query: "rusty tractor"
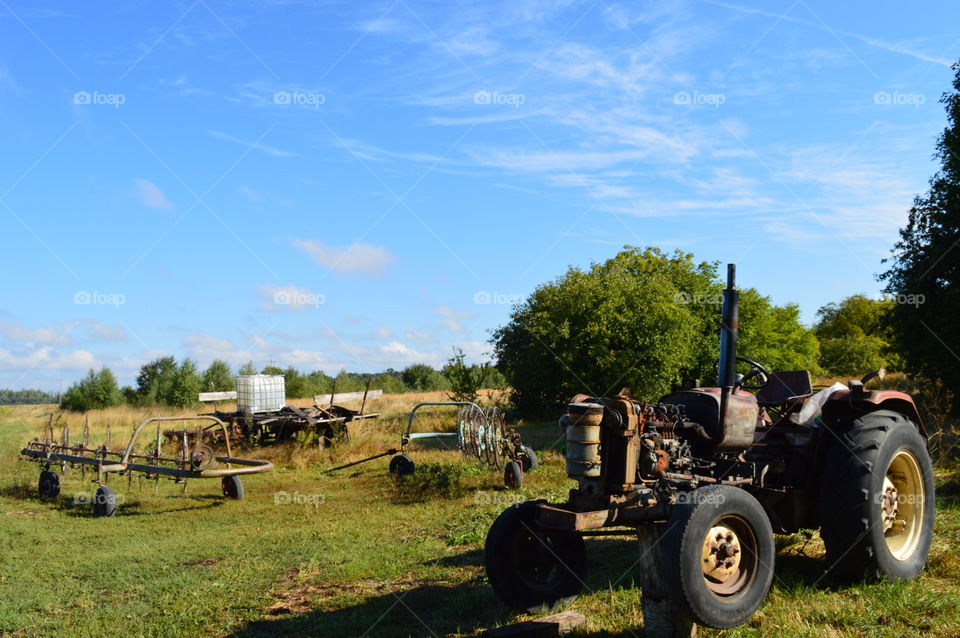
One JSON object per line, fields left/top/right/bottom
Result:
{"left": 484, "top": 264, "right": 935, "bottom": 630}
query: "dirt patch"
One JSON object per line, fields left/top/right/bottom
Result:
{"left": 264, "top": 569, "right": 423, "bottom": 616}
{"left": 5, "top": 509, "right": 42, "bottom": 516}
{"left": 180, "top": 557, "right": 225, "bottom": 566}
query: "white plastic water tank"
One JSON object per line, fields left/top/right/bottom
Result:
{"left": 236, "top": 374, "right": 285, "bottom": 413}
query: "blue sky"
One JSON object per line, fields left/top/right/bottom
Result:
{"left": 1, "top": 1, "right": 958, "bottom": 391}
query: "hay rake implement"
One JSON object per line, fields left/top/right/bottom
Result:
{"left": 324, "top": 402, "right": 537, "bottom": 488}
{"left": 20, "top": 415, "right": 273, "bottom": 517}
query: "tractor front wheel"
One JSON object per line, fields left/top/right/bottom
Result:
{"left": 661, "top": 485, "right": 775, "bottom": 629}
{"left": 484, "top": 501, "right": 585, "bottom": 612}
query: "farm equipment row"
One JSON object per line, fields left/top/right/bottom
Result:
{"left": 190, "top": 384, "right": 381, "bottom": 447}
{"left": 20, "top": 415, "right": 273, "bottom": 517}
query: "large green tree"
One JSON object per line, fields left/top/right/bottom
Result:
{"left": 814, "top": 295, "right": 900, "bottom": 376}
{"left": 881, "top": 61, "right": 960, "bottom": 394}
{"left": 493, "top": 247, "right": 819, "bottom": 416}
{"left": 201, "top": 359, "right": 234, "bottom": 392}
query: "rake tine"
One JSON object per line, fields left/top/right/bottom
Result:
{"left": 82, "top": 417, "right": 89, "bottom": 480}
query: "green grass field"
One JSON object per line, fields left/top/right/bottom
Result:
{"left": 0, "top": 399, "right": 958, "bottom": 637}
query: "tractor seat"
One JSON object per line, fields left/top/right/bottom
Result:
{"left": 754, "top": 370, "right": 813, "bottom": 407}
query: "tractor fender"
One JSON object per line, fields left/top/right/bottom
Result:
{"left": 821, "top": 389, "right": 926, "bottom": 438}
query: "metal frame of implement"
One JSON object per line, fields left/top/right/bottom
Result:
{"left": 21, "top": 415, "right": 273, "bottom": 514}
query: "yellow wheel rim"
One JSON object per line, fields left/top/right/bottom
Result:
{"left": 882, "top": 449, "right": 925, "bottom": 561}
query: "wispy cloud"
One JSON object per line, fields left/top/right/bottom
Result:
{"left": 208, "top": 130, "right": 297, "bottom": 158}
{"left": 290, "top": 239, "right": 397, "bottom": 277}
{"left": 134, "top": 178, "right": 174, "bottom": 211}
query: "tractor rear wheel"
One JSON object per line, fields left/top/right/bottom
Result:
{"left": 661, "top": 485, "right": 775, "bottom": 629}
{"left": 819, "top": 410, "right": 934, "bottom": 582}
{"left": 485, "top": 501, "right": 585, "bottom": 612}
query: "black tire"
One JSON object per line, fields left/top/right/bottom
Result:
{"left": 38, "top": 470, "right": 60, "bottom": 499}
{"left": 221, "top": 476, "right": 244, "bottom": 500}
{"left": 818, "top": 410, "right": 935, "bottom": 582}
{"left": 484, "top": 501, "right": 585, "bottom": 612}
{"left": 389, "top": 454, "right": 415, "bottom": 477}
{"left": 661, "top": 485, "right": 775, "bottom": 629}
{"left": 521, "top": 446, "right": 539, "bottom": 472}
{"left": 93, "top": 485, "right": 117, "bottom": 517}
{"left": 504, "top": 461, "right": 523, "bottom": 489}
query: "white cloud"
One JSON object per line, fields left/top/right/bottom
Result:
{"left": 290, "top": 239, "right": 397, "bottom": 277}
{"left": 82, "top": 319, "right": 126, "bottom": 342}
{"left": 375, "top": 324, "right": 392, "bottom": 339}
{"left": 238, "top": 185, "right": 263, "bottom": 202}
{"left": 0, "top": 347, "right": 97, "bottom": 371}
{"left": 0, "top": 321, "right": 72, "bottom": 346}
{"left": 433, "top": 306, "right": 473, "bottom": 333}
{"left": 404, "top": 329, "right": 435, "bottom": 343}
{"left": 134, "top": 178, "right": 174, "bottom": 211}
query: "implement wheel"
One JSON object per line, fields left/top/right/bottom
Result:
{"left": 221, "top": 475, "right": 244, "bottom": 500}
{"left": 484, "top": 501, "right": 585, "bottom": 612}
{"left": 93, "top": 485, "right": 117, "bottom": 517}
{"left": 38, "top": 470, "right": 60, "bottom": 499}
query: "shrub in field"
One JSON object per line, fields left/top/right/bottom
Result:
{"left": 61, "top": 367, "right": 122, "bottom": 412}
{"left": 443, "top": 347, "right": 486, "bottom": 404}
{"left": 393, "top": 462, "right": 466, "bottom": 499}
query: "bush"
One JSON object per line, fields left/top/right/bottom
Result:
{"left": 61, "top": 368, "right": 122, "bottom": 412}
{"left": 393, "top": 462, "right": 466, "bottom": 499}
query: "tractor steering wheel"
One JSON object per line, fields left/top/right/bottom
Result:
{"left": 713, "top": 356, "right": 770, "bottom": 391}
